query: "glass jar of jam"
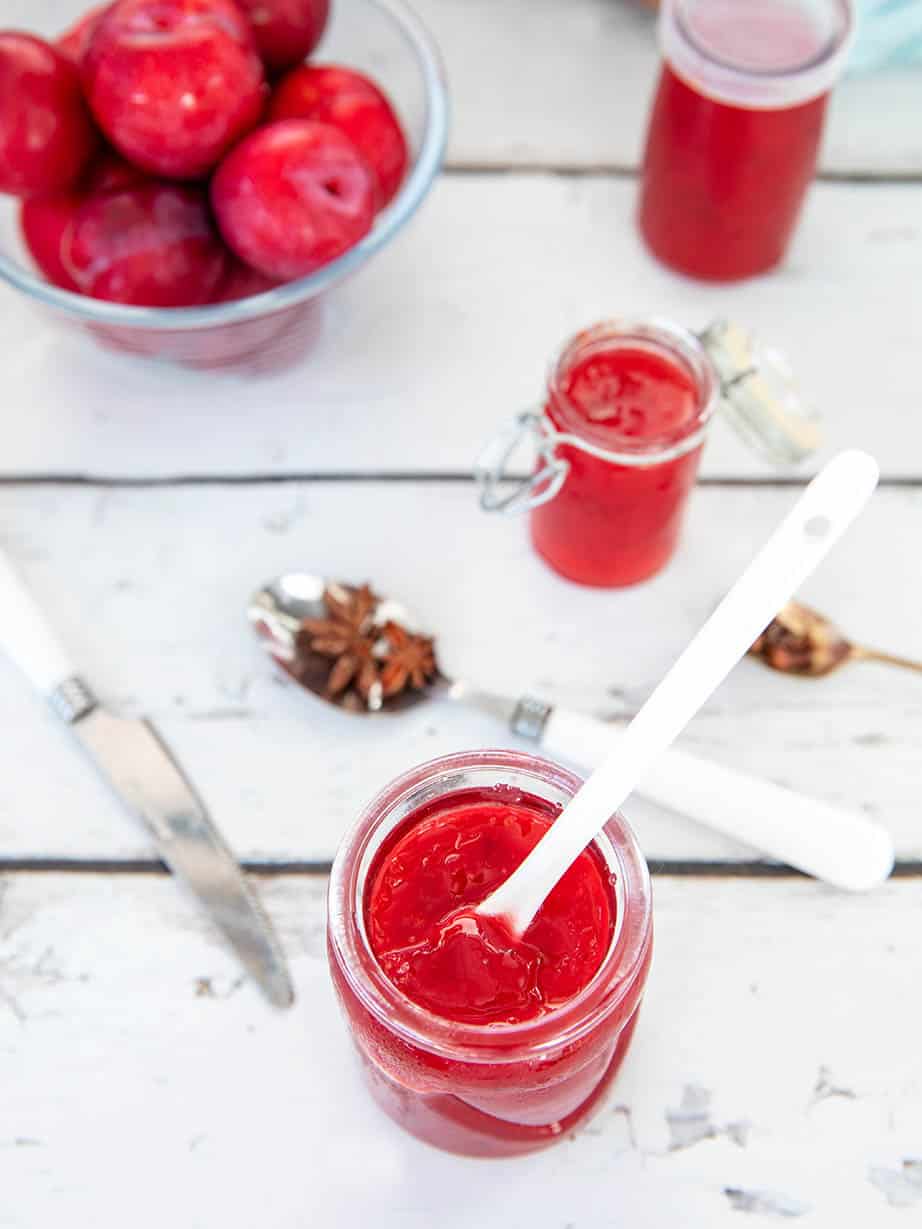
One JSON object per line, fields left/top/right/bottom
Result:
{"left": 327, "top": 749, "right": 653, "bottom": 1158}
{"left": 638, "top": 0, "right": 854, "bottom": 281}
{"left": 476, "top": 317, "right": 818, "bottom": 588}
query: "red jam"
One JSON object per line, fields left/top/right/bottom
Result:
{"left": 365, "top": 791, "right": 615, "bottom": 1026}
{"left": 530, "top": 331, "right": 707, "bottom": 587}
{"left": 639, "top": 66, "right": 827, "bottom": 281}
{"left": 638, "top": 1, "right": 845, "bottom": 281}
{"left": 328, "top": 755, "right": 653, "bottom": 1157}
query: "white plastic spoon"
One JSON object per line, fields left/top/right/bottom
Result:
{"left": 478, "top": 450, "right": 890, "bottom": 936}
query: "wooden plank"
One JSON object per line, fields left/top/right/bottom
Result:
{"left": 455, "top": 5, "right": 922, "bottom": 179}
{"left": 12, "top": 0, "right": 922, "bottom": 177}
{"left": 1, "top": 872, "right": 920, "bottom": 1227}
{"left": 415, "top": 0, "right": 922, "bottom": 177}
{"left": 0, "top": 481, "right": 918, "bottom": 865}
{"left": 1, "top": 174, "right": 921, "bottom": 481}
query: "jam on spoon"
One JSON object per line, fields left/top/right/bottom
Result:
{"left": 750, "top": 601, "right": 922, "bottom": 678}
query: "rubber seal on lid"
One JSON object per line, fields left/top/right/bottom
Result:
{"left": 700, "top": 319, "right": 822, "bottom": 465}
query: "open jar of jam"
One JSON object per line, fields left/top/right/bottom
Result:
{"left": 638, "top": 0, "right": 854, "bottom": 281}
{"left": 476, "top": 317, "right": 819, "bottom": 588}
{"left": 327, "top": 749, "right": 653, "bottom": 1157}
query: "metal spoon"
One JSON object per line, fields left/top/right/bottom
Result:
{"left": 750, "top": 600, "right": 922, "bottom": 678}
{"left": 248, "top": 572, "right": 892, "bottom": 885}
{"left": 250, "top": 573, "right": 541, "bottom": 727}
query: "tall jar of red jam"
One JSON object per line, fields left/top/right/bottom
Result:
{"left": 327, "top": 749, "right": 653, "bottom": 1158}
{"left": 638, "top": 0, "right": 854, "bottom": 281}
{"left": 476, "top": 317, "right": 820, "bottom": 588}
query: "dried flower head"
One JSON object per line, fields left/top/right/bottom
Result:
{"left": 378, "top": 621, "right": 439, "bottom": 697}
{"left": 296, "top": 583, "right": 383, "bottom": 701}
{"left": 293, "top": 584, "right": 439, "bottom": 709}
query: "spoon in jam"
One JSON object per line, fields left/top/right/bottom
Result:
{"left": 476, "top": 451, "right": 891, "bottom": 936}
{"left": 250, "top": 461, "right": 893, "bottom": 893}
{"left": 750, "top": 600, "right": 922, "bottom": 678}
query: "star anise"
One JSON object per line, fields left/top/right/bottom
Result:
{"left": 296, "top": 583, "right": 382, "bottom": 700}
{"left": 299, "top": 583, "right": 377, "bottom": 647}
{"left": 378, "top": 621, "right": 439, "bottom": 697}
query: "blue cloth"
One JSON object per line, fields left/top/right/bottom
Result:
{"left": 851, "top": 0, "right": 922, "bottom": 72}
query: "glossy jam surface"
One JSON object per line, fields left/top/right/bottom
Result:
{"left": 561, "top": 345, "right": 699, "bottom": 442}
{"left": 365, "top": 791, "right": 615, "bottom": 1026}
{"left": 530, "top": 338, "right": 705, "bottom": 588}
{"left": 638, "top": 0, "right": 837, "bottom": 281}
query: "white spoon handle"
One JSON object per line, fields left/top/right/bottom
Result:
{"left": 540, "top": 709, "right": 893, "bottom": 891}
{"left": 481, "top": 450, "right": 881, "bottom": 933}
{"left": 0, "top": 545, "right": 76, "bottom": 696}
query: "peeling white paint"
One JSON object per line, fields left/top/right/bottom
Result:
{"left": 869, "top": 1160, "right": 922, "bottom": 1208}
{"left": 724, "top": 1188, "right": 812, "bottom": 1218}
{"left": 666, "top": 1086, "right": 750, "bottom": 1152}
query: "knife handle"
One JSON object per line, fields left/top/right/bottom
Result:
{"left": 540, "top": 706, "right": 894, "bottom": 891}
{"left": 0, "top": 545, "right": 77, "bottom": 696}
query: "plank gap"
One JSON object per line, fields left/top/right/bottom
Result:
{"left": 0, "top": 474, "right": 920, "bottom": 490}
{"left": 1, "top": 858, "right": 920, "bottom": 879}
{"left": 442, "top": 163, "right": 922, "bottom": 186}
{"left": 0, "top": 858, "right": 331, "bottom": 875}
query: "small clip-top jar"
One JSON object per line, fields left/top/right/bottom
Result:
{"left": 476, "top": 317, "right": 818, "bottom": 589}
{"left": 638, "top": 0, "right": 854, "bottom": 281}
{"left": 327, "top": 750, "right": 653, "bottom": 1157}
{"left": 534, "top": 320, "right": 716, "bottom": 587}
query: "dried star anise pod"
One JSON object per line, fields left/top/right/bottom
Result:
{"left": 749, "top": 601, "right": 851, "bottom": 677}
{"left": 299, "top": 582, "right": 377, "bottom": 648}
{"left": 378, "top": 621, "right": 439, "bottom": 697}
{"left": 296, "top": 583, "right": 383, "bottom": 701}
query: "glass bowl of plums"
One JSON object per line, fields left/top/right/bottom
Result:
{"left": 0, "top": 0, "right": 448, "bottom": 369}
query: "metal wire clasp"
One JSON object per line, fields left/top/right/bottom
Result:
{"left": 475, "top": 401, "right": 712, "bottom": 515}
{"left": 474, "top": 411, "right": 570, "bottom": 515}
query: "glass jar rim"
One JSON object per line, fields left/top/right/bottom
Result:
{"left": 545, "top": 317, "right": 720, "bottom": 462}
{"left": 327, "top": 749, "right": 653, "bottom": 1064}
{"left": 662, "top": 0, "right": 855, "bottom": 109}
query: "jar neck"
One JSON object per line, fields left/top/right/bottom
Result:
{"left": 545, "top": 318, "right": 718, "bottom": 463}
{"left": 328, "top": 750, "right": 653, "bottom": 1064}
{"left": 660, "top": 0, "right": 854, "bottom": 110}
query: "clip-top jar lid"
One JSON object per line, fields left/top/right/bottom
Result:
{"left": 700, "top": 319, "right": 822, "bottom": 466}
{"left": 475, "top": 315, "right": 822, "bottom": 518}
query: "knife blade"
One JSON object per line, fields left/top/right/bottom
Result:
{"left": 0, "top": 546, "right": 294, "bottom": 1007}
{"left": 60, "top": 682, "right": 294, "bottom": 1009}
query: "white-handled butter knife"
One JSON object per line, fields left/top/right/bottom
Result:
{"left": 0, "top": 546, "right": 294, "bottom": 1009}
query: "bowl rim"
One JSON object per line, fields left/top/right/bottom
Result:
{"left": 0, "top": 0, "right": 450, "bottom": 331}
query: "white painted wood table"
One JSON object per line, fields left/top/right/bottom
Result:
{"left": 2, "top": 3, "right": 921, "bottom": 1226}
